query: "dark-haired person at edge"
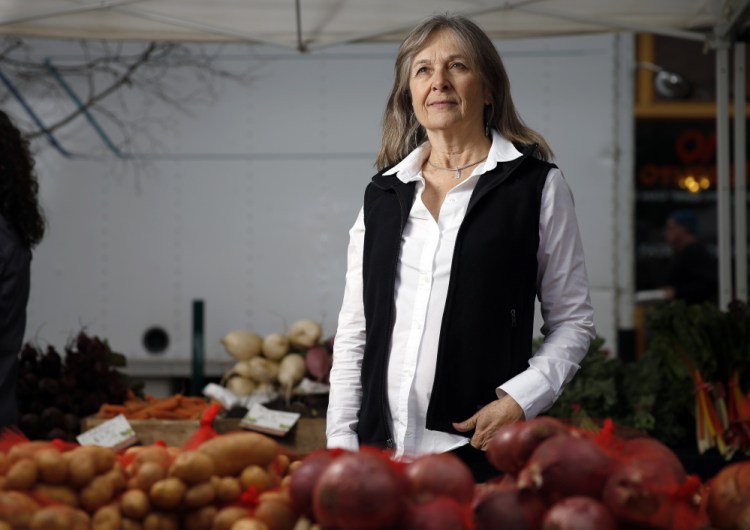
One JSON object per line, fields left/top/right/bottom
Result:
{"left": 325, "top": 14, "right": 595, "bottom": 482}
{"left": 0, "top": 111, "right": 46, "bottom": 429}
{"left": 661, "top": 209, "right": 718, "bottom": 305}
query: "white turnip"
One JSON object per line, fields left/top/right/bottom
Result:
{"left": 262, "top": 333, "right": 290, "bottom": 361}
{"left": 278, "top": 353, "right": 306, "bottom": 402}
{"left": 220, "top": 331, "right": 263, "bottom": 361}
{"left": 288, "top": 320, "right": 322, "bottom": 349}
{"left": 226, "top": 376, "right": 256, "bottom": 396}
{"left": 246, "top": 357, "right": 280, "bottom": 384}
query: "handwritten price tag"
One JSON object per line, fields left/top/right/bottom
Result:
{"left": 77, "top": 414, "right": 138, "bottom": 450}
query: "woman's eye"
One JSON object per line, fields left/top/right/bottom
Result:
{"left": 450, "top": 62, "right": 466, "bottom": 70}
{"left": 415, "top": 66, "right": 429, "bottom": 75}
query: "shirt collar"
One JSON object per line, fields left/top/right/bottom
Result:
{"left": 383, "top": 130, "right": 524, "bottom": 183}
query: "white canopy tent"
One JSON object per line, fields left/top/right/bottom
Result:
{"left": 1, "top": 0, "right": 748, "bottom": 309}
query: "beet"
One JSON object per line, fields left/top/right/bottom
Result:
{"left": 313, "top": 451, "right": 406, "bottom": 530}
{"left": 517, "top": 434, "right": 613, "bottom": 503}
{"left": 401, "top": 497, "right": 472, "bottom": 530}
{"left": 473, "top": 488, "right": 547, "bottom": 530}
{"left": 404, "top": 452, "right": 475, "bottom": 505}
{"left": 487, "top": 417, "right": 569, "bottom": 475}
{"left": 289, "top": 449, "right": 336, "bottom": 517}
{"left": 542, "top": 496, "right": 617, "bottom": 530}
{"left": 706, "top": 461, "right": 750, "bottom": 530}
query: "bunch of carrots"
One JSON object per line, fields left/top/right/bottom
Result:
{"left": 95, "top": 391, "right": 210, "bottom": 420}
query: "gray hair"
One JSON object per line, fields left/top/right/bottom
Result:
{"left": 375, "top": 14, "right": 552, "bottom": 170}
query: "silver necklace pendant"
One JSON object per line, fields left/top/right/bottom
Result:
{"left": 454, "top": 170, "right": 461, "bottom": 179}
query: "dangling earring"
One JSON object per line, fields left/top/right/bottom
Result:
{"left": 484, "top": 104, "right": 493, "bottom": 137}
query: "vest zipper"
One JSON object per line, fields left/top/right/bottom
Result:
{"left": 510, "top": 308, "right": 517, "bottom": 327}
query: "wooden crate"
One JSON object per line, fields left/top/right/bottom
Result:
{"left": 81, "top": 417, "right": 327, "bottom": 456}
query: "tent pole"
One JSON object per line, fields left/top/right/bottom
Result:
{"left": 734, "top": 41, "right": 747, "bottom": 303}
{"left": 717, "top": 41, "right": 733, "bottom": 309}
{"left": 0, "top": 0, "right": 146, "bottom": 27}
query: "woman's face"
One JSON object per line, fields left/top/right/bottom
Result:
{"left": 408, "top": 29, "right": 488, "bottom": 138}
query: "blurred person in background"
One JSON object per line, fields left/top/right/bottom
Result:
{"left": 661, "top": 209, "right": 718, "bottom": 305}
{"left": 326, "top": 14, "right": 595, "bottom": 481}
{"left": 0, "top": 110, "right": 45, "bottom": 429}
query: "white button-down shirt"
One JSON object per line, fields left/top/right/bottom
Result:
{"left": 327, "top": 131, "right": 595, "bottom": 460}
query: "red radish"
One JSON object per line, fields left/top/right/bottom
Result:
{"left": 305, "top": 345, "right": 333, "bottom": 382}
{"left": 706, "top": 461, "right": 750, "bottom": 530}
{"left": 289, "top": 449, "right": 336, "bottom": 517}
{"left": 620, "top": 437, "right": 687, "bottom": 479}
{"left": 313, "top": 450, "right": 406, "bottom": 530}
{"left": 517, "top": 434, "right": 613, "bottom": 504}
{"left": 602, "top": 457, "right": 696, "bottom": 530}
{"left": 487, "top": 417, "right": 569, "bottom": 475}
{"left": 401, "top": 497, "right": 473, "bottom": 530}
{"left": 404, "top": 453, "right": 475, "bottom": 505}
{"left": 473, "top": 488, "right": 547, "bottom": 530}
{"left": 542, "top": 496, "right": 617, "bottom": 530}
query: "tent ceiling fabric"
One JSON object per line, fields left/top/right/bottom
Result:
{"left": 0, "top": 0, "right": 722, "bottom": 50}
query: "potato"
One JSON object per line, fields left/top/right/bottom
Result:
{"left": 168, "top": 451, "right": 215, "bottom": 484}
{"left": 7, "top": 441, "right": 55, "bottom": 464}
{"left": 0, "top": 452, "right": 9, "bottom": 475}
{"left": 232, "top": 519, "right": 270, "bottom": 530}
{"left": 4, "top": 458, "right": 38, "bottom": 490}
{"left": 213, "top": 507, "right": 251, "bottom": 530}
{"left": 136, "top": 461, "right": 167, "bottom": 491}
{"left": 76, "top": 445, "right": 116, "bottom": 474}
{"left": 34, "top": 448, "right": 67, "bottom": 484}
{"left": 214, "top": 476, "right": 242, "bottom": 503}
{"left": 254, "top": 499, "right": 298, "bottom": 530}
{"left": 121, "top": 489, "right": 151, "bottom": 520}
{"left": 131, "top": 446, "right": 171, "bottom": 473}
{"left": 181, "top": 506, "right": 217, "bottom": 530}
{"left": 143, "top": 512, "right": 179, "bottom": 530}
{"left": 122, "top": 518, "right": 144, "bottom": 530}
{"left": 240, "top": 465, "right": 275, "bottom": 492}
{"left": 92, "top": 503, "right": 122, "bottom": 530}
{"left": 198, "top": 432, "right": 278, "bottom": 476}
{"left": 29, "top": 505, "right": 89, "bottom": 530}
{"left": 0, "top": 490, "right": 40, "bottom": 528}
{"left": 149, "top": 477, "right": 187, "bottom": 510}
{"left": 183, "top": 481, "right": 215, "bottom": 509}
{"left": 106, "top": 462, "right": 128, "bottom": 494}
{"left": 67, "top": 450, "right": 97, "bottom": 488}
{"left": 33, "top": 483, "right": 79, "bottom": 507}
{"left": 258, "top": 490, "right": 290, "bottom": 504}
{"left": 0, "top": 520, "right": 10, "bottom": 530}
{"left": 80, "top": 474, "right": 116, "bottom": 511}
{"left": 269, "top": 453, "right": 290, "bottom": 478}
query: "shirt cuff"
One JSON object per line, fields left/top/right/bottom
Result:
{"left": 497, "top": 367, "right": 557, "bottom": 420}
{"left": 326, "top": 433, "right": 360, "bottom": 452}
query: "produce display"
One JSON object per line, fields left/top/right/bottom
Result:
{"left": 220, "top": 320, "right": 333, "bottom": 401}
{"left": 16, "top": 332, "right": 131, "bottom": 442}
{"left": 0, "top": 416, "right": 748, "bottom": 529}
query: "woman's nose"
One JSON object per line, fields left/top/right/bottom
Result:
{"left": 431, "top": 68, "right": 450, "bottom": 90}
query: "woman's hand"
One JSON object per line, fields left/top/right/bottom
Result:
{"left": 452, "top": 395, "right": 525, "bottom": 450}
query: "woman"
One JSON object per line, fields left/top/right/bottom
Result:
{"left": 326, "top": 14, "right": 595, "bottom": 481}
{"left": 0, "top": 110, "right": 46, "bottom": 429}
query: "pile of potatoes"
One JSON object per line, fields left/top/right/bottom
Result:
{"left": 0, "top": 431, "right": 320, "bottom": 530}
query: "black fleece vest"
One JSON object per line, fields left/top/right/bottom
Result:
{"left": 358, "top": 144, "right": 554, "bottom": 448}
